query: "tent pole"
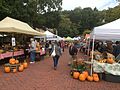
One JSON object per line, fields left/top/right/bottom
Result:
{"left": 90, "top": 35, "right": 95, "bottom": 76}
{"left": 87, "top": 39, "right": 90, "bottom": 57}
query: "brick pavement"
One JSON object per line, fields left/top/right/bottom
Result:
{"left": 0, "top": 48, "right": 119, "bottom": 90}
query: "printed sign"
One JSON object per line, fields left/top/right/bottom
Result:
{"left": 12, "top": 37, "right": 16, "bottom": 46}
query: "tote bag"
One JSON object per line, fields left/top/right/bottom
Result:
{"left": 51, "top": 46, "right": 56, "bottom": 57}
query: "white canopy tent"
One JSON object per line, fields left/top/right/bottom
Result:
{"left": 73, "top": 37, "right": 81, "bottom": 40}
{"left": 90, "top": 18, "right": 120, "bottom": 40}
{"left": 90, "top": 18, "right": 120, "bottom": 75}
{"left": 45, "top": 31, "right": 63, "bottom": 41}
{"left": 35, "top": 30, "right": 63, "bottom": 41}
{"left": 0, "top": 17, "right": 44, "bottom": 36}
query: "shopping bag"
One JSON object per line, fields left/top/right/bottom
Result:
{"left": 51, "top": 46, "right": 56, "bottom": 57}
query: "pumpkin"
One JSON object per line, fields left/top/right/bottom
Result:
{"left": 9, "top": 58, "right": 16, "bottom": 64}
{"left": 4, "top": 66, "right": 10, "bottom": 73}
{"left": 92, "top": 73, "right": 98, "bottom": 77}
{"left": 82, "top": 71, "right": 88, "bottom": 78}
{"left": 13, "top": 69, "right": 17, "bottom": 73}
{"left": 107, "top": 58, "right": 114, "bottom": 64}
{"left": 11, "top": 61, "right": 16, "bottom": 65}
{"left": 94, "top": 77, "right": 99, "bottom": 82}
{"left": 73, "top": 72, "right": 80, "bottom": 79}
{"left": 15, "top": 60, "right": 19, "bottom": 64}
{"left": 18, "top": 65, "right": 24, "bottom": 72}
{"left": 23, "top": 60, "right": 28, "bottom": 69}
{"left": 79, "top": 74, "right": 86, "bottom": 81}
{"left": 87, "top": 76, "right": 93, "bottom": 81}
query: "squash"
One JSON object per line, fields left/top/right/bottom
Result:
{"left": 23, "top": 60, "right": 28, "bottom": 69}
{"left": 15, "top": 60, "right": 19, "bottom": 64}
{"left": 94, "top": 77, "right": 99, "bottom": 82}
{"left": 18, "top": 65, "right": 24, "bottom": 72}
{"left": 92, "top": 73, "right": 98, "bottom": 77}
{"left": 79, "top": 74, "right": 86, "bottom": 81}
{"left": 93, "top": 73, "right": 99, "bottom": 82}
{"left": 82, "top": 71, "right": 88, "bottom": 78}
{"left": 4, "top": 66, "right": 10, "bottom": 73}
{"left": 87, "top": 76, "right": 93, "bottom": 81}
{"left": 9, "top": 58, "right": 16, "bottom": 64}
{"left": 73, "top": 72, "right": 80, "bottom": 79}
{"left": 107, "top": 58, "right": 114, "bottom": 64}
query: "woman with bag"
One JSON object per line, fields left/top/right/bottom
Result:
{"left": 51, "top": 41, "right": 62, "bottom": 70}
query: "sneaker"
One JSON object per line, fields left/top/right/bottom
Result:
{"left": 30, "top": 62, "right": 35, "bottom": 64}
{"left": 30, "top": 62, "right": 33, "bottom": 64}
{"left": 54, "top": 67, "right": 57, "bottom": 70}
{"left": 32, "top": 61, "right": 35, "bottom": 63}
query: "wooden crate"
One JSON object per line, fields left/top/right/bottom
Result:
{"left": 4, "top": 63, "right": 20, "bottom": 72}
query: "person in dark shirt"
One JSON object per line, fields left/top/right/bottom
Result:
{"left": 113, "top": 41, "right": 120, "bottom": 57}
{"left": 68, "top": 42, "right": 78, "bottom": 65}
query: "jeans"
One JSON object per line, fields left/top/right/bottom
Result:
{"left": 30, "top": 50, "right": 36, "bottom": 62}
{"left": 53, "top": 55, "right": 60, "bottom": 67}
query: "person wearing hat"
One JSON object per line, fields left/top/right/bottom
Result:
{"left": 30, "top": 38, "right": 36, "bottom": 63}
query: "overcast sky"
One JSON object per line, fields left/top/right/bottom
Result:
{"left": 62, "top": 0, "right": 119, "bottom": 10}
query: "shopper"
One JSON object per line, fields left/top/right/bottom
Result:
{"left": 29, "top": 38, "right": 36, "bottom": 63}
{"left": 51, "top": 41, "right": 62, "bottom": 70}
{"left": 113, "top": 41, "right": 120, "bottom": 57}
{"left": 68, "top": 42, "right": 78, "bottom": 65}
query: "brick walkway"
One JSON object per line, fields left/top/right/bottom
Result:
{"left": 0, "top": 49, "right": 119, "bottom": 90}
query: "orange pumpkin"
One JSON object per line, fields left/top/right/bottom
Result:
{"left": 87, "top": 76, "right": 93, "bottom": 81}
{"left": 73, "top": 72, "right": 80, "bottom": 79}
{"left": 107, "top": 58, "right": 114, "bottom": 64}
{"left": 79, "top": 74, "right": 86, "bottom": 81}
{"left": 15, "top": 60, "right": 19, "bottom": 64}
{"left": 13, "top": 69, "right": 17, "bottom": 73}
{"left": 4, "top": 66, "right": 10, "bottom": 73}
{"left": 23, "top": 60, "right": 28, "bottom": 69}
{"left": 11, "top": 61, "right": 16, "bottom": 65}
{"left": 92, "top": 73, "right": 98, "bottom": 77}
{"left": 82, "top": 71, "right": 88, "bottom": 78}
{"left": 18, "top": 65, "right": 24, "bottom": 72}
{"left": 9, "top": 58, "right": 16, "bottom": 64}
{"left": 94, "top": 77, "right": 99, "bottom": 82}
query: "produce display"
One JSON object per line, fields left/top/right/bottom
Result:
{"left": 72, "top": 71, "right": 100, "bottom": 82}
{"left": 4, "top": 58, "right": 28, "bottom": 73}
{"left": 70, "top": 58, "right": 100, "bottom": 82}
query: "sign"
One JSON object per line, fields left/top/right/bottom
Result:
{"left": 12, "top": 37, "right": 16, "bottom": 46}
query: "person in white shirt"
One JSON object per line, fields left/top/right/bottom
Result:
{"left": 30, "top": 38, "right": 36, "bottom": 63}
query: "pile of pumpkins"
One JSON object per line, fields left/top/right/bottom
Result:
{"left": 4, "top": 58, "right": 28, "bottom": 73}
{"left": 98, "top": 57, "right": 115, "bottom": 64}
{"left": 72, "top": 71, "right": 99, "bottom": 82}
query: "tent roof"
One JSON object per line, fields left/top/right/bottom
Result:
{"left": 0, "top": 17, "right": 44, "bottom": 35}
{"left": 90, "top": 18, "right": 120, "bottom": 40}
{"left": 65, "top": 36, "right": 73, "bottom": 41}
{"left": 40, "top": 30, "right": 63, "bottom": 41}
{"left": 44, "top": 30, "right": 54, "bottom": 36}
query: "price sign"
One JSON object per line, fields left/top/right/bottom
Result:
{"left": 12, "top": 37, "right": 16, "bottom": 46}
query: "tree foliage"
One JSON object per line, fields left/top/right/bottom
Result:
{"left": 1, "top": 0, "right": 120, "bottom": 37}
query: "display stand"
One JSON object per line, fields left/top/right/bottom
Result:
{"left": 4, "top": 63, "right": 20, "bottom": 72}
{"left": 102, "top": 73, "right": 120, "bottom": 83}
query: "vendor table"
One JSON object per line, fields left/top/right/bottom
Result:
{"left": 36, "top": 49, "right": 46, "bottom": 61}
{"left": 0, "top": 49, "right": 24, "bottom": 60}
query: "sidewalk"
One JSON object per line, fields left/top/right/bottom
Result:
{"left": 0, "top": 48, "right": 119, "bottom": 90}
